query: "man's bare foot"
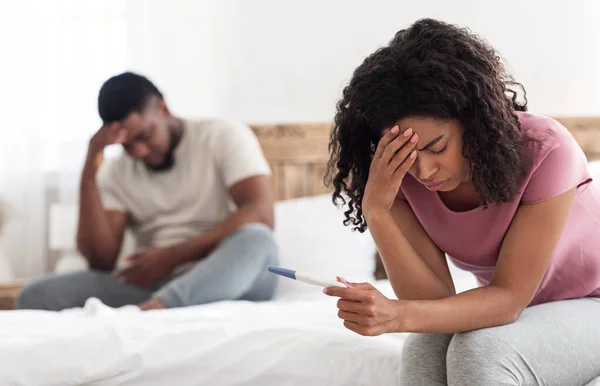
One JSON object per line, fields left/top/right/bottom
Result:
{"left": 139, "top": 298, "right": 167, "bottom": 311}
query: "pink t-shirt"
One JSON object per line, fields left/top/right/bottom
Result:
{"left": 398, "top": 111, "right": 600, "bottom": 306}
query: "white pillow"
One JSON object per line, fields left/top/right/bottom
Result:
{"left": 273, "top": 194, "right": 376, "bottom": 300}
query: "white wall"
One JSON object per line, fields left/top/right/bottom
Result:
{"left": 2, "top": 0, "right": 599, "bottom": 277}
{"left": 124, "top": 0, "right": 600, "bottom": 123}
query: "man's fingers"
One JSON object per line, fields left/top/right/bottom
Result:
{"left": 101, "top": 122, "right": 127, "bottom": 145}
{"left": 374, "top": 125, "right": 400, "bottom": 158}
{"left": 105, "top": 121, "right": 120, "bottom": 132}
{"left": 116, "top": 266, "right": 132, "bottom": 276}
{"left": 108, "top": 125, "right": 127, "bottom": 145}
{"left": 124, "top": 253, "right": 141, "bottom": 262}
{"left": 121, "top": 272, "right": 146, "bottom": 287}
{"left": 113, "top": 265, "right": 140, "bottom": 285}
{"left": 115, "top": 129, "right": 127, "bottom": 144}
{"left": 113, "top": 269, "right": 129, "bottom": 284}
{"left": 101, "top": 121, "right": 119, "bottom": 135}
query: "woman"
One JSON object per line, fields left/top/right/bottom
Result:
{"left": 324, "top": 18, "right": 600, "bottom": 385}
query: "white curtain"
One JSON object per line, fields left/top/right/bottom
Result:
{"left": 0, "top": 0, "right": 223, "bottom": 279}
{"left": 0, "top": 0, "right": 128, "bottom": 278}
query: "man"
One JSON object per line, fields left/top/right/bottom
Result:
{"left": 17, "top": 72, "right": 278, "bottom": 311}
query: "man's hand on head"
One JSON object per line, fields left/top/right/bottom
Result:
{"left": 86, "top": 122, "right": 128, "bottom": 173}
{"left": 112, "top": 248, "right": 176, "bottom": 289}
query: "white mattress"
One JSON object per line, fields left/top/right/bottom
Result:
{"left": 0, "top": 282, "right": 408, "bottom": 386}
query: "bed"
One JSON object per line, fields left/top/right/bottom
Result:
{"left": 2, "top": 116, "right": 600, "bottom": 386}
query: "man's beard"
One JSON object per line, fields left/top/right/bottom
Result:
{"left": 145, "top": 130, "right": 178, "bottom": 172}
{"left": 146, "top": 148, "right": 175, "bottom": 172}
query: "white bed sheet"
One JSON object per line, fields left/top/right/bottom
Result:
{"left": 108, "top": 297, "right": 407, "bottom": 386}
{"left": 0, "top": 282, "right": 408, "bottom": 386}
{"left": 0, "top": 307, "right": 141, "bottom": 386}
{"left": 3, "top": 272, "right": 599, "bottom": 385}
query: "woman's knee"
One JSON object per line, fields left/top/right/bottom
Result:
{"left": 447, "top": 328, "right": 518, "bottom": 386}
{"left": 400, "top": 333, "right": 452, "bottom": 386}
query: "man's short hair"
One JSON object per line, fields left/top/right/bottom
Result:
{"left": 98, "top": 72, "right": 163, "bottom": 123}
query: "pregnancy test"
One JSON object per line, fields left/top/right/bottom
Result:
{"left": 267, "top": 265, "right": 346, "bottom": 288}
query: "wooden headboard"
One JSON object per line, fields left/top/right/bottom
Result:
{"left": 250, "top": 123, "right": 332, "bottom": 201}
{"left": 553, "top": 117, "right": 600, "bottom": 159}
{"left": 250, "top": 116, "right": 600, "bottom": 201}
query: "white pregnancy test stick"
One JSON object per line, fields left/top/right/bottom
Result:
{"left": 267, "top": 265, "right": 346, "bottom": 288}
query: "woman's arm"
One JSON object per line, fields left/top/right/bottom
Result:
{"left": 326, "top": 187, "right": 576, "bottom": 335}
{"left": 367, "top": 199, "right": 455, "bottom": 300}
{"left": 360, "top": 126, "right": 455, "bottom": 301}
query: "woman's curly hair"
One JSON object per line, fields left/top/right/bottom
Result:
{"left": 325, "top": 18, "right": 528, "bottom": 232}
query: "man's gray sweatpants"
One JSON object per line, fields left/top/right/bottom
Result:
{"left": 399, "top": 297, "right": 600, "bottom": 386}
{"left": 16, "top": 223, "right": 278, "bottom": 310}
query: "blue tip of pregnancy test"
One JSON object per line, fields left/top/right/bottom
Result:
{"left": 267, "top": 265, "right": 297, "bottom": 280}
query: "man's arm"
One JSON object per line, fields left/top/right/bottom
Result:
{"left": 163, "top": 175, "right": 274, "bottom": 267}
{"left": 77, "top": 167, "right": 127, "bottom": 271}
{"left": 76, "top": 123, "right": 128, "bottom": 271}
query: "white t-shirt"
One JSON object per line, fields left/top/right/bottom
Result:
{"left": 96, "top": 119, "right": 271, "bottom": 254}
